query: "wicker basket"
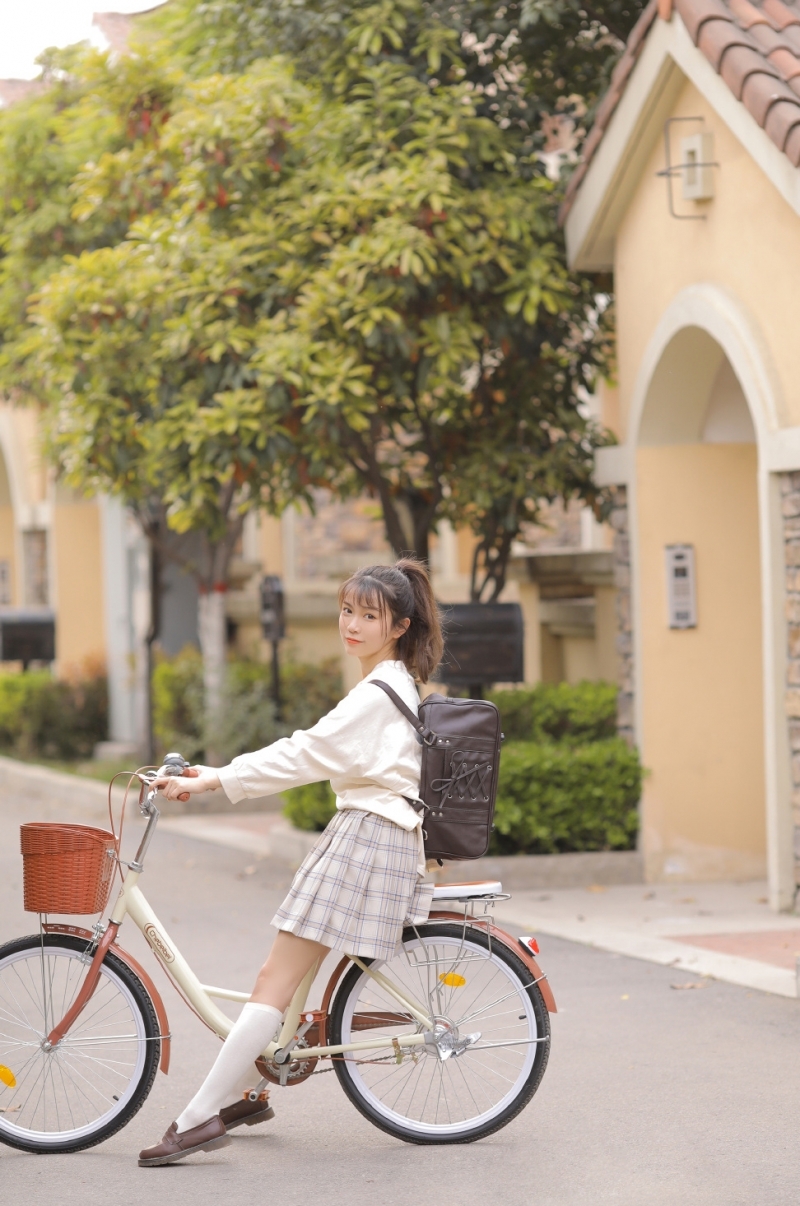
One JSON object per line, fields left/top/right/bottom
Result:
{"left": 21, "top": 823, "right": 117, "bottom": 915}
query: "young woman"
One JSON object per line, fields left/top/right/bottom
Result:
{"left": 138, "top": 558, "right": 443, "bottom": 1167}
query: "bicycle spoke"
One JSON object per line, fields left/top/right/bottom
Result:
{"left": 0, "top": 942, "right": 151, "bottom": 1147}
{"left": 336, "top": 928, "right": 547, "bottom": 1137}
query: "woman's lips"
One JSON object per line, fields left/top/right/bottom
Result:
{"left": 345, "top": 637, "right": 361, "bottom": 645}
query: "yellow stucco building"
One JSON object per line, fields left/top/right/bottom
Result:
{"left": 564, "top": 0, "right": 800, "bottom": 908}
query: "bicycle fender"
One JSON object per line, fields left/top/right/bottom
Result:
{"left": 427, "top": 911, "right": 557, "bottom": 1014}
{"left": 44, "top": 923, "right": 171, "bottom": 1074}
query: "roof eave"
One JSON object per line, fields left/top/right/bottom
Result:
{"left": 565, "top": 13, "right": 800, "bottom": 271}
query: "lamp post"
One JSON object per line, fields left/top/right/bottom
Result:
{"left": 259, "top": 575, "right": 285, "bottom": 718}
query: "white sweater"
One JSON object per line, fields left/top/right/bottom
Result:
{"left": 217, "top": 660, "right": 426, "bottom": 873}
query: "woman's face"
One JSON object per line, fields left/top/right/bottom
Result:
{"left": 339, "top": 595, "right": 409, "bottom": 665}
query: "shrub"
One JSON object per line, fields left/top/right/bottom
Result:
{"left": 283, "top": 780, "right": 337, "bottom": 831}
{"left": 152, "top": 647, "right": 205, "bottom": 761}
{"left": 491, "top": 738, "right": 641, "bottom": 854}
{"left": 152, "top": 648, "right": 343, "bottom": 763}
{"left": 487, "top": 680, "right": 618, "bottom": 744}
{"left": 0, "top": 668, "right": 108, "bottom": 759}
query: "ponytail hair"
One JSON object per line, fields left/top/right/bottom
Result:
{"left": 338, "top": 557, "right": 444, "bottom": 683}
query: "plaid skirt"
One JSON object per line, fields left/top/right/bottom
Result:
{"left": 271, "top": 808, "right": 434, "bottom": 961}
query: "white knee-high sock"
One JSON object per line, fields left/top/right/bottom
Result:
{"left": 176, "top": 1002, "right": 283, "bottom": 1133}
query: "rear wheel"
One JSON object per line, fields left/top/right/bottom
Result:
{"left": 0, "top": 934, "right": 160, "bottom": 1153}
{"left": 329, "top": 922, "right": 550, "bottom": 1144}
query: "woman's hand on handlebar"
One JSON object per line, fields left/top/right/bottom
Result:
{"left": 154, "top": 765, "right": 222, "bottom": 801}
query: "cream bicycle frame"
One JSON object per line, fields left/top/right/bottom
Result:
{"left": 110, "top": 816, "right": 434, "bottom": 1065}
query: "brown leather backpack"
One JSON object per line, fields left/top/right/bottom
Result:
{"left": 371, "top": 681, "right": 503, "bottom": 862}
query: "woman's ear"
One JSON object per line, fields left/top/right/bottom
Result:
{"left": 393, "top": 617, "right": 411, "bottom": 639}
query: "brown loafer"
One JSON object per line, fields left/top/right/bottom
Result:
{"left": 138, "top": 1116, "right": 230, "bottom": 1167}
{"left": 220, "top": 1090, "right": 275, "bottom": 1130}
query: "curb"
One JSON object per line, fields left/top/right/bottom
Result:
{"left": 0, "top": 755, "right": 281, "bottom": 820}
{"left": 433, "top": 849, "right": 642, "bottom": 890}
{"left": 157, "top": 809, "right": 642, "bottom": 887}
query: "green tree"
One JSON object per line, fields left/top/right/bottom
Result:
{"left": 22, "top": 58, "right": 314, "bottom": 731}
{"left": 151, "top": 0, "right": 613, "bottom": 599}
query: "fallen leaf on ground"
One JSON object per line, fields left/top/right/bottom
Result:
{"left": 587, "top": 885, "right": 607, "bottom": 893}
{"left": 670, "top": 980, "right": 709, "bottom": 990}
{"left": 620, "top": 994, "right": 630, "bottom": 1000}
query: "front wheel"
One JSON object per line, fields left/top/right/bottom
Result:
{"left": 0, "top": 934, "right": 160, "bottom": 1153}
{"left": 328, "top": 921, "right": 551, "bottom": 1144}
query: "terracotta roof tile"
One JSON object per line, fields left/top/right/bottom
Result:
{"left": 679, "top": 0, "right": 735, "bottom": 40}
{"left": 784, "top": 121, "right": 800, "bottom": 160}
{"left": 763, "top": 94, "right": 800, "bottom": 143}
{"left": 728, "top": 0, "right": 772, "bottom": 27}
{"left": 768, "top": 44, "right": 800, "bottom": 75}
{"left": 698, "top": 17, "right": 760, "bottom": 67}
{"left": 720, "top": 44, "right": 780, "bottom": 95}
{"left": 561, "top": 0, "right": 800, "bottom": 224}
{"left": 749, "top": 21, "right": 788, "bottom": 50}
{"left": 741, "top": 67, "right": 798, "bottom": 119}
{"left": 761, "top": 0, "right": 800, "bottom": 28}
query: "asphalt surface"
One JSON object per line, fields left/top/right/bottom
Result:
{"left": 2, "top": 790, "right": 800, "bottom": 1205}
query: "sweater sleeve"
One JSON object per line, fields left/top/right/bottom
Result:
{"left": 216, "top": 683, "right": 386, "bottom": 804}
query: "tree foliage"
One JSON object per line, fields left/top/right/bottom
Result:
{"left": 9, "top": 0, "right": 617, "bottom": 691}
{"left": 152, "top": 1, "right": 612, "bottom": 598}
{"left": 153, "top": 0, "right": 648, "bottom": 147}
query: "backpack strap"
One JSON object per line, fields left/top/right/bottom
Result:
{"left": 370, "top": 680, "right": 436, "bottom": 745}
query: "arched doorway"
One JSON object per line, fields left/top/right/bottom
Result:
{"left": 635, "top": 326, "right": 765, "bottom": 881}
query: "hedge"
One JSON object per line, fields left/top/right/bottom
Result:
{"left": 491, "top": 739, "right": 641, "bottom": 854}
{"left": 0, "top": 668, "right": 107, "bottom": 759}
{"left": 152, "top": 649, "right": 342, "bottom": 763}
{"left": 283, "top": 780, "right": 337, "bottom": 832}
{"left": 487, "top": 680, "right": 618, "bottom": 744}
{"left": 286, "top": 735, "right": 642, "bottom": 855}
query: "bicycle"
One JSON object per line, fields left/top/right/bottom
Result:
{"left": 0, "top": 755, "right": 556, "bottom": 1153}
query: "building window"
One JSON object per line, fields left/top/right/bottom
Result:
{"left": 0, "top": 560, "right": 10, "bottom": 605}
{"left": 23, "top": 530, "right": 49, "bottom": 605}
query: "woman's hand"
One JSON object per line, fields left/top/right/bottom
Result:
{"left": 153, "top": 765, "right": 222, "bottom": 801}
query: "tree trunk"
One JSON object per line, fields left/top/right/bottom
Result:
{"left": 197, "top": 587, "right": 228, "bottom": 762}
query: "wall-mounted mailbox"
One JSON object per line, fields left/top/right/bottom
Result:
{"left": 437, "top": 602, "right": 524, "bottom": 688}
{"left": 665, "top": 545, "right": 697, "bottom": 629}
{"left": 0, "top": 609, "right": 56, "bottom": 666}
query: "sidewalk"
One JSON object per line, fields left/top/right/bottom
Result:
{"left": 158, "top": 810, "right": 800, "bottom": 1001}
{"left": 495, "top": 881, "right": 800, "bottom": 999}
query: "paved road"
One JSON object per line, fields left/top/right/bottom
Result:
{"left": 2, "top": 792, "right": 800, "bottom": 1205}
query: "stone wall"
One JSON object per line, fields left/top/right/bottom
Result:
{"left": 779, "top": 471, "right": 800, "bottom": 882}
{"left": 609, "top": 485, "right": 635, "bottom": 745}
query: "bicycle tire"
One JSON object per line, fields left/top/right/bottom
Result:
{"left": 0, "top": 933, "right": 160, "bottom": 1153}
{"left": 328, "top": 921, "right": 550, "bottom": 1145}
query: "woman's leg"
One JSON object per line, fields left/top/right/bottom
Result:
{"left": 250, "top": 931, "right": 330, "bottom": 1010}
{"left": 173, "top": 933, "right": 329, "bottom": 1134}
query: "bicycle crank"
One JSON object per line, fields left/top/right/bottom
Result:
{"left": 256, "top": 1037, "right": 318, "bottom": 1087}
